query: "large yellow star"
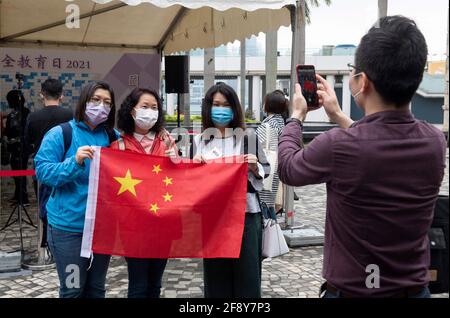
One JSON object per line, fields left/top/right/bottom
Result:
{"left": 152, "top": 164, "right": 162, "bottom": 174}
{"left": 163, "top": 192, "right": 173, "bottom": 202}
{"left": 163, "top": 176, "right": 173, "bottom": 186}
{"left": 150, "top": 203, "right": 159, "bottom": 214}
{"left": 113, "top": 169, "right": 142, "bottom": 196}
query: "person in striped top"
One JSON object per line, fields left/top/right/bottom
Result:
{"left": 256, "top": 90, "right": 288, "bottom": 216}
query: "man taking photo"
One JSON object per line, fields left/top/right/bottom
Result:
{"left": 278, "top": 15, "right": 447, "bottom": 298}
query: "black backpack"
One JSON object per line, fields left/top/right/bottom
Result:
{"left": 6, "top": 110, "right": 22, "bottom": 139}
{"left": 428, "top": 195, "right": 449, "bottom": 294}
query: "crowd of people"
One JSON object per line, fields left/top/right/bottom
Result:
{"left": 0, "top": 15, "right": 447, "bottom": 299}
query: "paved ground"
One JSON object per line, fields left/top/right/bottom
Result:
{"left": 0, "top": 149, "right": 448, "bottom": 298}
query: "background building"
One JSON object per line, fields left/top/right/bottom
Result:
{"left": 163, "top": 38, "right": 445, "bottom": 125}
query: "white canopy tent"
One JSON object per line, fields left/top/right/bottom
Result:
{"left": 1, "top": 0, "right": 296, "bottom": 54}
{"left": 1, "top": 0, "right": 304, "bottom": 109}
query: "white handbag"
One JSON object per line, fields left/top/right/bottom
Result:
{"left": 262, "top": 218, "right": 289, "bottom": 258}
{"left": 262, "top": 123, "right": 277, "bottom": 191}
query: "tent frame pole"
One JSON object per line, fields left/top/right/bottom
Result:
{"left": 157, "top": 7, "right": 189, "bottom": 53}
{"left": 284, "top": 0, "right": 306, "bottom": 230}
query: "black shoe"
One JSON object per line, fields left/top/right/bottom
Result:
{"left": 276, "top": 208, "right": 284, "bottom": 216}
{"left": 294, "top": 193, "right": 299, "bottom": 200}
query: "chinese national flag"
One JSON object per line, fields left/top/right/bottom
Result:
{"left": 81, "top": 147, "right": 248, "bottom": 259}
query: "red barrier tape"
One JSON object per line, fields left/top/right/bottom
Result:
{"left": 0, "top": 170, "right": 35, "bottom": 177}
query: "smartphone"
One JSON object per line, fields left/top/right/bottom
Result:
{"left": 296, "top": 64, "right": 320, "bottom": 110}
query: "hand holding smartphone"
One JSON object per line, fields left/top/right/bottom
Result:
{"left": 296, "top": 64, "right": 321, "bottom": 111}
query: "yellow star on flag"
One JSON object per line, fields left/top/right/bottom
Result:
{"left": 152, "top": 164, "right": 162, "bottom": 174}
{"left": 163, "top": 192, "right": 173, "bottom": 202}
{"left": 150, "top": 203, "right": 159, "bottom": 214}
{"left": 113, "top": 169, "right": 142, "bottom": 197}
{"left": 163, "top": 176, "right": 173, "bottom": 186}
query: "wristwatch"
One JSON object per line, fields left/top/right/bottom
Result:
{"left": 286, "top": 117, "right": 304, "bottom": 128}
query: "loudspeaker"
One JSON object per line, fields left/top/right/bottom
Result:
{"left": 165, "top": 55, "right": 189, "bottom": 94}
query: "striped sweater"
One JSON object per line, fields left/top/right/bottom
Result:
{"left": 255, "top": 114, "right": 285, "bottom": 207}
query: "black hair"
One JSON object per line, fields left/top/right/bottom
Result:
{"left": 74, "top": 81, "right": 116, "bottom": 129}
{"left": 117, "top": 87, "right": 164, "bottom": 135}
{"left": 41, "top": 78, "right": 64, "bottom": 100}
{"left": 201, "top": 82, "right": 245, "bottom": 130}
{"left": 264, "top": 89, "right": 289, "bottom": 114}
{"left": 355, "top": 15, "right": 428, "bottom": 107}
{"left": 6, "top": 90, "right": 25, "bottom": 110}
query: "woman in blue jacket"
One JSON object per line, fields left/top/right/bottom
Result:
{"left": 34, "top": 81, "right": 118, "bottom": 298}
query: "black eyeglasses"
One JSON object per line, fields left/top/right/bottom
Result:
{"left": 347, "top": 63, "right": 357, "bottom": 71}
{"left": 347, "top": 63, "right": 365, "bottom": 78}
{"left": 89, "top": 97, "right": 112, "bottom": 109}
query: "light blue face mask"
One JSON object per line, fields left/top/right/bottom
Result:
{"left": 211, "top": 106, "right": 234, "bottom": 127}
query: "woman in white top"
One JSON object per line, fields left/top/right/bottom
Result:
{"left": 192, "top": 82, "right": 270, "bottom": 298}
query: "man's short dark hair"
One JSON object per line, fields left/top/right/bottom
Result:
{"left": 355, "top": 15, "right": 428, "bottom": 107}
{"left": 41, "top": 78, "right": 64, "bottom": 100}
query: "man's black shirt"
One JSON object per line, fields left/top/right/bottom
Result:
{"left": 25, "top": 105, "right": 73, "bottom": 158}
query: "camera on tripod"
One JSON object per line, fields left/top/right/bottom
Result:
{"left": 15, "top": 73, "right": 24, "bottom": 90}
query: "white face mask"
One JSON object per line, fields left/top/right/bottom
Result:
{"left": 133, "top": 108, "right": 158, "bottom": 131}
{"left": 350, "top": 72, "right": 363, "bottom": 99}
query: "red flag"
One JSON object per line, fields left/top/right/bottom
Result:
{"left": 81, "top": 147, "right": 248, "bottom": 259}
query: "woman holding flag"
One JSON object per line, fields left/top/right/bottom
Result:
{"left": 110, "top": 87, "right": 178, "bottom": 298}
{"left": 34, "top": 81, "right": 118, "bottom": 298}
{"left": 192, "top": 82, "right": 270, "bottom": 298}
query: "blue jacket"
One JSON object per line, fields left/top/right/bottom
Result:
{"left": 34, "top": 119, "right": 118, "bottom": 233}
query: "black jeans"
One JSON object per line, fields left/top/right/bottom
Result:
{"left": 125, "top": 257, "right": 168, "bottom": 298}
{"left": 203, "top": 212, "right": 263, "bottom": 298}
{"left": 10, "top": 153, "right": 29, "bottom": 203}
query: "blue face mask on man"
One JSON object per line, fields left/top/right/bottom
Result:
{"left": 211, "top": 106, "right": 234, "bottom": 127}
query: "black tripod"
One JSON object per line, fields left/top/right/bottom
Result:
{"left": 1, "top": 145, "right": 36, "bottom": 231}
{"left": 1, "top": 78, "right": 36, "bottom": 256}
{"left": 0, "top": 198, "right": 36, "bottom": 231}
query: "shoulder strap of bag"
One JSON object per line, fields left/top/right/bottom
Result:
{"left": 244, "top": 134, "right": 260, "bottom": 193}
{"left": 243, "top": 133, "right": 259, "bottom": 157}
{"left": 46, "top": 122, "right": 72, "bottom": 206}
{"left": 118, "top": 138, "right": 125, "bottom": 151}
{"left": 265, "top": 123, "right": 271, "bottom": 152}
{"left": 60, "top": 122, "right": 72, "bottom": 158}
{"left": 106, "top": 128, "right": 118, "bottom": 144}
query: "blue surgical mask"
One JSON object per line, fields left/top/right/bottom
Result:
{"left": 211, "top": 106, "right": 234, "bottom": 127}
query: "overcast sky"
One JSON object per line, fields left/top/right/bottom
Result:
{"left": 275, "top": 0, "right": 448, "bottom": 59}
